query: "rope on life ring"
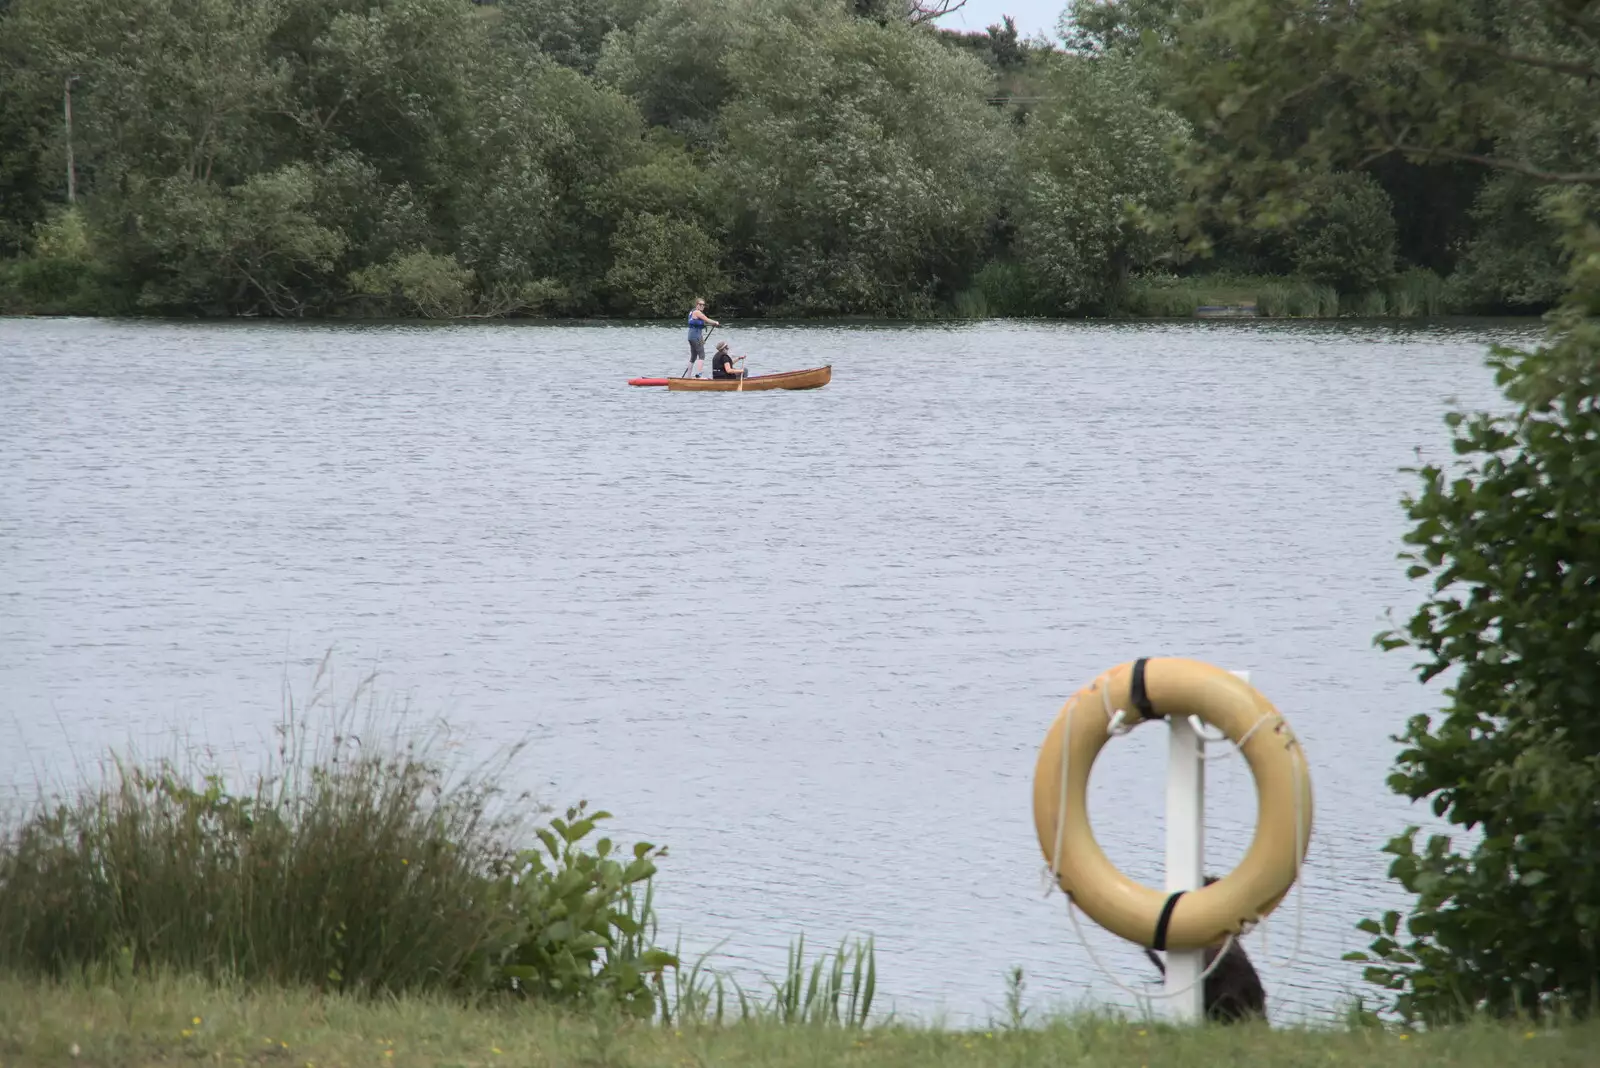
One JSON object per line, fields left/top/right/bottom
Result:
{"left": 1032, "top": 657, "right": 1314, "bottom": 953}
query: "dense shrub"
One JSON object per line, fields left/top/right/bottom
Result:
{"left": 1287, "top": 172, "right": 1397, "bottom": 294}
{"left": 1349, "top": 204, "right": 1600, "bottom": 1021}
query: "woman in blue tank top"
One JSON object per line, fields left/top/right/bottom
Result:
{"left": 684, "top": 298, "right": 720, "bottom": 377}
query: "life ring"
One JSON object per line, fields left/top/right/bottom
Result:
{"left": 1032, "top": 657, "right": 1313, "bottom": 952}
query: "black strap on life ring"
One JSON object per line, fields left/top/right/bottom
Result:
{"left": 1152, "top": 890, "right": 1186, "bottom": 952}
{"left": 1130, "top": 657, "right": 1158, "bottom": 721}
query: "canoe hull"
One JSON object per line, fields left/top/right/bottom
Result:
{"left": 665, "top": 365, "right": 831, "bottom": 392}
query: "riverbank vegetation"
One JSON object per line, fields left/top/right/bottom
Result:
{"left": 0, "top": 0, "right": 1585, "bottom": 319}
{"left": 3, "top": 697, "right": 1599, "bottom": 1064}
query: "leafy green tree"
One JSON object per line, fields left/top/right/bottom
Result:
{"left": 716, "top": 0, "right": 1006, "bottom": 314}
{"left": 498, "top": 0, "right": 659, "bottom": 75}
{"left": 350, "top": 249, "right": 474, "bottom": 318}
{"left": 455, "top": 52, "right": 647, "bottom": 310}
{"left": 1162, "top": 0, "right": 1600, "bottom": 245}
{"left": 0, "top": 31, "right": 55, "bottom": 257}
{"left": 111, "top": 165, "right": 347, "bottom": 315}
{"left": 0, "top": 206, "right": 117, "bottom": 313}
{"left": 597, "top": 0, "right": 746, "bottom": 146}
{"left": 1012, "top": 55, "right": 1185, "bottom": 312}
{"left": 1061, "top": 0, "right": 1193, "bottom": 55}
{"left": 605, "top": 211, "right": 727, "bottom": 315}
{"left": 1448, "top": 177, "right": 1571, "bottom": 312}
{"left": 5, "top": 0, "right": 289, "bottom": 187}
{"left": 1286, "top": 171, "right": 1397, "bottom": 294}
{"left": 272, "top": 0, "right": 478, "bottom": 193}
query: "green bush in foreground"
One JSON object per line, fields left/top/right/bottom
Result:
{"left": 1352, "top": 199, "right": 1600, "bottom": 1022}
{"left": 0, "top": 672, "right": 883, "bottom": 1025}
{"left": 0, "top": 688, "right": 674, "bottom": 1010}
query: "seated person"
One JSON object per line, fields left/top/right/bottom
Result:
{"left": 711, "top": 341, "right": 746, "bottom": 380}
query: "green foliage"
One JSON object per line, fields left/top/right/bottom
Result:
{"left": 5, "top": 0, "right": 289, "bottom": 185}
{"left": 498, "top": 0, "right": 658, "bottom": 75}
{"left": 1160, "top": 1, "right": 1599, "bottom": 253}
{"left": 1449, "top": 177, "right": 1569, "bottom": 311}
{"left": 0, "top": 678, "right": 678, "bottom": 1015}
{"left": 1387, "top": 268, "right": 1451, "bottom": 319}
{"left": 454, "top": 52, "right": 647, "bottom": 308}
{"left": 1348, "top": 200, "right": 1600, "bottom": 1022}
{"left": 1120, "top": 270, "right": 1344, "bottom": 317}
{"left": 605, "top": 211, "right": 727, "bottom": 316}
{"left": 115, "top": 166, "right": 348, "bottom": 315}
{"left": 1062, "top": 0, "right": 1193, "bottom": 56}
{"left": 0, "top": 0, "right": 1577, "bottom": 317}
{"left": 968, "top": 260, "right": 1038, "bottom": 317}
{"left": 0, "top": 206, "right": 117, "bottom": 313}
{"left": 0, "top": 716, "right": 518, "bottom": 993}
{"left": 1287, "top": 172, "right": 1397, "bottom": 294}
{"left": 766, "top": 934, "right": 876, "bottom": 1027}
{"left": 597, "top": 0, "right": 744, "bottom": 146}
{"left": 494, "top": 803, "right": 675, "bottom": 1016}
{"left": 350, "top": 249, "right": 475, "bottom": 318}
{"left": 715, "top": 0, "right": 1006, "bottom": 315}
{"left": 12, "top": 972, "right": 1600, "bottom": 1063}
{"left": 1012, "top": 55, "right": 1185, "bottom": 313}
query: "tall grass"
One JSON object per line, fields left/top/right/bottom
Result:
{"left": 1256, "top": 279, "right": 1341, "bottom": 318}
{"left": 970, "top": 261, "right": 1037, "bottom": 317}
{"left": 951, "top": 287, "right": 991, "bottom": 319}
{"left": 1385, "top": 267, "right": 1451, "bottom": 317}
{"left": 664, "top": 935, "right": 878, "bottom": 1027}
{"left": 0, "top": 665, "right": 529, "bottom": 995}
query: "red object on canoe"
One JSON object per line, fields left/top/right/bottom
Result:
{"left": 628, "top": 377, "right": 669, "bottom": 387}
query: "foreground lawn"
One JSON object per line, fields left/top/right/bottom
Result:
{"left": 1, "top": 976, "right": 1595, "bottom": 1068}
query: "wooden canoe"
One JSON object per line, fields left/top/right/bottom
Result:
{"left": 665, "top": 365, "right": 831, "bottom": 392}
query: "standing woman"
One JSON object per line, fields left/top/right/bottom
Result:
{"left": 685, "top": 297, "right": 721, "bottom": 377}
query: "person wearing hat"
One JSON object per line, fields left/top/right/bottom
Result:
{"left": 710, "top": 340, "right": 746, "bottom": 380}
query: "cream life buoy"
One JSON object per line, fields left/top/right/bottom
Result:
{"left": 1032, "top": 657, "right": 1313, "bottom": 952}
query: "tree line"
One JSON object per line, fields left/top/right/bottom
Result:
{"left": 0, "top": 0, "right": 1579, "bottom": 318}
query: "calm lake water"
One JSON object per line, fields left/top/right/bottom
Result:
{"left": 0, "top": 315, "right": 1541, "bottom": 1023}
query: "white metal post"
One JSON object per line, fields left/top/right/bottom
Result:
{"left": 1164, "top": 668, "right": 1249, "bottom": 1023}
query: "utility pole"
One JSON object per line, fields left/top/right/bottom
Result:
{"left": 64, "top": 75, "right": 79, "bottom": 203}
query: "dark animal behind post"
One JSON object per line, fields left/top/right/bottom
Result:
{"left": 1143, "top": 877, "right": 1267, "bottom": 1023}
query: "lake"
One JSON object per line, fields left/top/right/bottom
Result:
{"left": 0, "top": 315, "right": 1541, "bottom": 1023}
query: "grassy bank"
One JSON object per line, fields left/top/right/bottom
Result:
{"left": 2, "top": 974, "right": 1596, "bottom": 1068}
